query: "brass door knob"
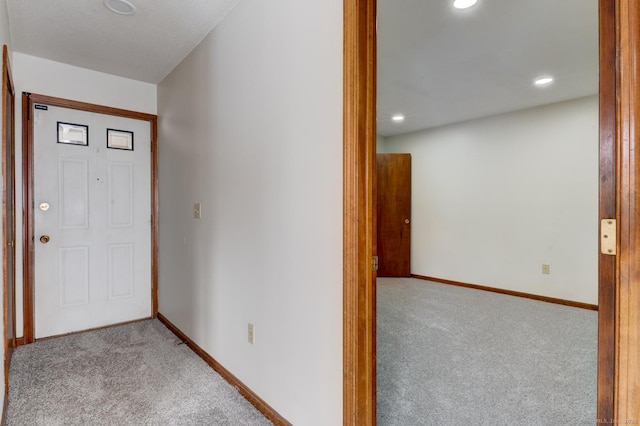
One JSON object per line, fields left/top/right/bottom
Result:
{"left": 40, "top": 235, "right": 50, "bottom": 244}
{"left": 404, "top": 219, "right": 410, "bottom": 224}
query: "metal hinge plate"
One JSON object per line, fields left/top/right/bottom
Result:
{"left": 600, "top": 219, "right": 616, "bottom": 255}
{"left": 372, "top": 256, "right": 379, "bottom": 271}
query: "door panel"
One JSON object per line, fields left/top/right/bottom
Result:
{"left": 33, "top": 104, "right": 151, "bottom": 339}
{"left": 108, "top": 244, "right": 134, "bottom": 299}
{"left": 377, "top": 153, "right": 411, "bottom": 277}
{"left": 58, "top": 158, "right": 89, "bottom": 229}
{"left": 59, "top": 246, "right": 89, "bottom": 306}
{"left": 108, "top": 162, "right": 134, "bottom": 227}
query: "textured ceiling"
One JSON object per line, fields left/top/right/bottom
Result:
{"left": 377, "top": 0, "right": 599, "bottom": 137}
{"left": 5, "top": 0, "right": 241, "bottom": 83}
{"left": 5, "top": 0, "right": 598, "bottom": 133}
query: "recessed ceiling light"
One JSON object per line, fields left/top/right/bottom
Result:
{"left": 453, "top": 0, "right": 478, "bottom": 9}
{"left": 392, "top": 114, "right": 406, "bottom": 123}
{"left": 534, "top": 76, "right": 554, "bottom": 86}
{"left": 104, "top": 0, "right": 136, "bottom": 15}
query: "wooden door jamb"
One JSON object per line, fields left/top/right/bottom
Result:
{"left": 610, "top": 0, "right": 640, "bottom": 419}
{"left": 343, "top": 0, "right": 377, "bottom": 424}
{"left": 2, "top": 44, "right": 16, "bottom": 401}
{"left": 597, "top": 0, "right": 616, "bottom": 421}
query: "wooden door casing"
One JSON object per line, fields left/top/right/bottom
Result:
{"left": 343, "top": 0, "right": 377, "bottom": 422}
{"left": 611, "top": 0, "right": 640, "bottom": 419}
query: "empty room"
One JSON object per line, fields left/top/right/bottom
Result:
{"left": 375, "top": 0, "right": 599, "bottom": 423}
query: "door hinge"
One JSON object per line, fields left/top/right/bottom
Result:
{"left": 372, "top": 256, "right": 379, "bottom": 271}
{"left": 600, "top": 219, "right": 616, "bottom": 255}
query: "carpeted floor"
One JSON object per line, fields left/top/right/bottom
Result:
{"left": 6, "top": 319, "right": 272, "bottom": 426}
{"left": 377, "top": 277, "right": 597, "bottom": 426}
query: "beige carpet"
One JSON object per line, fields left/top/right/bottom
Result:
{"left": 377, "top": 277, "right": 597, "bottom": 425}
{"left": 6, "top": 319, "right": 272, "bottom": 425}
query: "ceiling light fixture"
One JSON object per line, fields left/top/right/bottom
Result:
{"left": 534, "top": 76, "right": 554, "bottom": 86}
{"left": 104, "top": 0, "right": 136, "bottom": 15}
{"left": 453, "top": 0, "right": 478, "bottom": 9}
{"left": 392, "top": 114, "right": 406, "bottom": 123}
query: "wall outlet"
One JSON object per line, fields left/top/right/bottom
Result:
{"left": 248, "top": 323, "right": 255, "bottom": 344}
{"left": 542, "top": 264, "right": 550, "bottom": 275}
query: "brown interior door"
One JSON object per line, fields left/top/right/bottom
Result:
{"left": 376, "top": 153, "right": 411, "bottom": 277}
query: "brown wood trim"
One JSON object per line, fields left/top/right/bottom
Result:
{"left": 14, "top": 337, "right": 23, "bottom": 347}
{"left": 156, "top": 313, "right": 291, "bottom": 426}
{"left": 24, "top": 94, "right": 156, "bottom": 122}
{"left": 614, "top": 0, "right": 640, "bottom": 420}
{"left": 21, "top": 92, "right": 33, "bottom": 344}
{"left": 150, "top": 116, "right": 158, "bottom": 317}
{"left": 343, "top": 0, "right": 377, "bottom": 424}
{"left": 598, "top": 0, "right": 617, "bottom": 421}
{"left": 21, "top": 93, "right": 158, "bottom": 342}
{"left": 2, "top": 43, "right": 16, "bottom": 409}
{"left": 411, "top": 274, "right": 599, "bottom": 311}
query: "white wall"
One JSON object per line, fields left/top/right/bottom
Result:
{"left": 381, "top": 96, "right": 598, "bottom": 305}
{"left": 0, "top": 0, "right": 11, "bottom": 410}
{"left": 157, "top": 0, "right": 343, "bottom": 424}
{"left": 11, "top": 53, "right": 157, "bottom": 337}
{"left": 0, "top": 0, "right": 9, "bottom": 53}
{"left": 12, "top": 53, "right": 157, "bottom": 114}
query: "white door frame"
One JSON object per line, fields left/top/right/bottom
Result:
{"left": 21, "top": 93, "right": 158, "bottom": 344}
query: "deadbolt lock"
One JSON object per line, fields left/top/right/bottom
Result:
{"left": 40, "top": 235, "right": 50, "bottom": 244}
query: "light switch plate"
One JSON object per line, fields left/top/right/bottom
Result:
{"left": 194, "top": 203, "right": 201, "bottom": 219}
{"left": 248, "top": 323, "right": 255, "bottom": 344}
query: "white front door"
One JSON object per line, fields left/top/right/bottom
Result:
{"left": 33, "top": 103, "right": 151, "bottom": 339}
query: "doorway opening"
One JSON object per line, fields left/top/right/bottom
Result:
{"left": 343, "top": 0, "right": 620, "bottom": 423}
